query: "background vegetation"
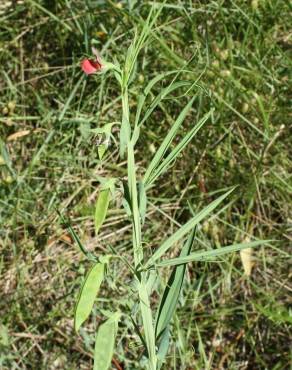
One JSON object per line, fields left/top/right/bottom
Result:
{"left": 0, "top": 0, "right": 291, "bottom": 369}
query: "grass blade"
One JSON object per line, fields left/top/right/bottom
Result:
{"left": 58, "top": 75, "right": 84, "bottom": 122}
{"left": 74, "top": 263, "right": 104, "bottom": 332}
{"left": 28, "top": 0, "right": 72, "bottom": 31}
{"left": 156, "top": 240, "right": 271, "bottom": 267}
{"left": 145, "top": 188, "right": 234, "bottom": 268}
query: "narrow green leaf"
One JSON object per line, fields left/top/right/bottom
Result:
{"left": 134, "top": 70, "right": 187, "bottom": 127}
{"left": 144, "top": 97, "right": 195, "bottom": 184}
{"left": 94, "top": 312, "right": 121, "bottom": 370}
{"left": 123, "top": 6, "right": 162, "bottom": 88}
{"left": 146, "top": 110, "right": 212, "bottom": 187}
{"left": 119, "top": 89, "right": 131, "bottom": 158}
{"left": 139, "top": 81, "right": 191, "bottom": 128}
{"left": 155, "top": 229, "right": 196, "bottom": 339}
{"left": 156, "top": 240, "right": 271, "bottom": 267}
{"left": 138, "top": 181, "right": 147, "bottom": 224}
{"left": 130, "top": 316, "right": 148, "bottom": 352}
{"left": 157, "top": 327, "right": 170, "bottom": 369}
{"left": 74, "top": 263, "right": 104, "bottom": 332}
{"left": 95, "top": 188, "right": 111, "bottom": 235}
{"left": 145, "top": 188, "right": 234, "bottom": 268}
{"left": 119, "top": 115, "right": 131, "bottom": 158}
{"left": 128, "top": 142, "right": 143, "bottom": 265}
{"left": 138, "top": 280, "right": 157, "bottom": 369}
{"left": 98, "top": 144, "right": 106, "bottom": 160}
{"left": 122, "top": 180, "right": 132, "bottom": 216}
{"left": 58, "top": 210, "right": 97, "bottom": 261}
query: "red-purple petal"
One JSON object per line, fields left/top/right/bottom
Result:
{"left": 81, "top": 59, "right": 101, "bottom": 75}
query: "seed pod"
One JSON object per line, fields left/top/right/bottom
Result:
{"left": 220, "top": 70, "right": 231, "bottom": 77}
{"left": 4, "top": 175, "right": 13, "bottom": 184}
{"left": 220, "top": 50, "right": 229, "bottom": 61}
{"left": 242, "top": 102, "right": 249, "bottom": 113}
{"left": 7, "top": 101, "right": 16, "bottom": 113}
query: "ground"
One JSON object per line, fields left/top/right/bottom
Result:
{"left": 0, "top": 1, "right": 291, "bottom": 369}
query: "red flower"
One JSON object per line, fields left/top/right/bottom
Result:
{"left": 81, "top": 47, "right": 103, "bottom": 75}
{"left": 81, "top": 59, "right": 102, "bottom": 75}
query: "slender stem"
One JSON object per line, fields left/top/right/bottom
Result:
{"left": 128, "top": 146, "right": 156, "bottom": 369}
{"left": 127, "top": 141, "right": 143, "bottom": 266}
{"left": 122, "top": 86, "right": 130, "bottom": 126}
{"left": 121, "top": 84, "right": 157, "bottom": 369}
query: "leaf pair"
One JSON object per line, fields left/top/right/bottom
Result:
{"left": 145, "top": 188, "right": 235, "bottom": 268}
{"left": 143, "top": 97, "right": 212, "bottom": 188}
{"left": 156, "top": 239, "right": 269, "bottom": 267}
{"left": 119, "top": 6, "right": 163, "bottom": 157}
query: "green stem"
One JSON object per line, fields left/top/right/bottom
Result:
{"left": 121, "top": 84, "right": 157, "bottom": 369}
{"left": 128, "top": 146, "right": 156, "bottom": 370}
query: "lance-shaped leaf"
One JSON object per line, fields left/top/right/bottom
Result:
{"left": 58, "top": 210, "right": 97, "bottom": 262}
{"left": 145, "top": 188, "right": 234, "bottom": 268}
{"left": 138, "top": 280, "right": 157, "bottom": 369}
{"left": 139, "top": 81, "right": 192, "bottom": 128}
{"left": 157, "top": 327, "right": 170, "bottom": 370}
{"left": 156, "top": 240, "right": 271, "bottom": 267}
{"left": 138, "top": 181, "right": 147, "bottom": 224}
{"left": 135, "top": 70, "right": 183, "bottom": 127}
{"left": 155, "top": 229, "right": 196, "bottom": 340}
{"left": 144, "top": 96, "right": 196, "bottom": 185}
{"left": 119, "top": 106, "right": 131, "bottom": 158}
{"left": 145, "top": 110, "right": 212, "bottom": 188}
{"left": 94, "top": 312, "right": 121, "bottom": 370}
{"left": 74, "top": 262, "right": 104, "bottom": 332}
{"left": 95, "top": 188, "right": 111, "bottom": 235}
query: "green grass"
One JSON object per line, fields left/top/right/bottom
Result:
{"left": 0, "top": 1, "right": 291, "bottom": 369}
